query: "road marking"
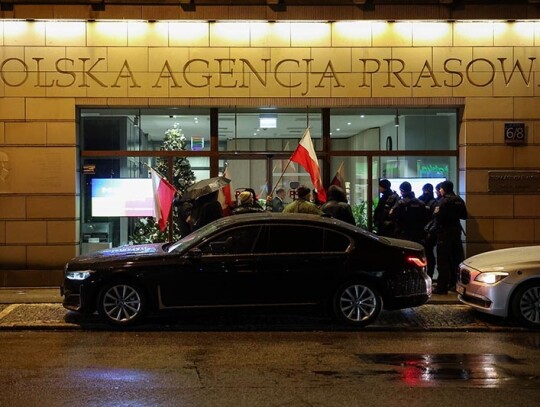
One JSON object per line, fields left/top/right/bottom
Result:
{"left": 0, "top": 304, "right": 19, "bottom": 320}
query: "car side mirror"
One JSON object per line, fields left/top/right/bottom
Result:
{"left": 187, "top": 248, "right": 202, "bottom": 261}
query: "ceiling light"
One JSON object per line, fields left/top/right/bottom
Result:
{"left": 260, "top": 113, "right": 277, "bottom": 129}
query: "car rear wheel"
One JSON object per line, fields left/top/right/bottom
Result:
{"left": 332, "top": 281, "right": 382, "bottom": 327}
{"left": 98, "top": 280, "right": 147, "bottom": 326}
{"left": 511, "top": 281, "right": 540, "bottom": 328}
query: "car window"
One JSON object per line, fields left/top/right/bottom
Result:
{"left": 324, "top": 230, "right": 351, "bottom": 252}
{"left": 265, "top": 225, "right": 324, "bottom": 253}
{"left": 198, "top": 226, "right": 262, "bottom": 255}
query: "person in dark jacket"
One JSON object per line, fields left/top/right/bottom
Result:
{"left": 271, "top": 188, "right": 287, "bottom": 212}
{"left": 321, "top": 185, "right": 356, "bottom": 226}
{"left": 389, "top": 181, "right": 430, "bottom": 243}
{"left": 190, "top": 190, "right": 223, "bottom": 230}
{"left": 373, "top": 179, "right": 399, "bottom": 237}
{"left": 418, "top": 183, "right": 438, "bottom": 278}
{"left": 232, "top": 190, "right": 265, "bottom": 215}
{"left": 432, "top": 180, "right": 468, "bottom": 294}
{"left": 173, "top": 192, "right": 194, "bottom": 238}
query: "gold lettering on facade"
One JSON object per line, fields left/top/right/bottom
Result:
{"left": 315, "top": 60, "right": 344, "bottom": 89}
{"left": 498, "top": 57, "right": 535, "bottom": 86}
{"left": 183, "top": 59, "right": 211, "bottom": 88}
{"left": 111, "top": 60, "right": 140, "bottom": 88}
{"left": 238, "top": 58, "right": 270, "bottom": 88}
{"left": 413, "top": 61, "right": 442, "bottom": 88}
{"left": 443, "top": 58, "right": 463, "bottom": 87}
{"left": 274, "top": 59, "right": 301, "bottom": 88}
{"left": 0, "top": 53, "right": 539, "bottom": 95}
{"left": 215, "top": 59, "right": 237, "bottom": 88}
{"left": 466, "top": 58, "right": 495, "bottom": 87}
{"left": 357, "top": 59, "right": 380, "bottom": 88}
{"left": 55, "top": 58, "right": 77, "bottom": 88}
{"left": 79, "top": 58, "right": 107, "bottom": 88}
{"left": 33, "top": 58, "right": 54, "bottom": 88}
{"left": 153, "top": 60, "right": 182, "bottom": 88}
{"left": 384, "top": 59, "right": 408, "bottom": 88}
{"left": 0, "top": 58, "right": 28, "bottom": 87}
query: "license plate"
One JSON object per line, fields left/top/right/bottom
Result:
{"left": 456, "top": 285, "right": 465, "bottom": 295}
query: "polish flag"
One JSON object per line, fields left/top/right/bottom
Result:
{"left": 151, "top": 168, "right": 176, "bottom": 231}
{"left": 290, "top": 128, "right": 326, "bottom": 202}
{"left": 218, "top": 165, "right": 233, "bottom": 215}
{"left": 330, "top": 161, "right": 345, "bottom": 188}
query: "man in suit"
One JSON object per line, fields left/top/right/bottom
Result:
{"left": 271, "top": 188, "right": 287, "bottom": 212}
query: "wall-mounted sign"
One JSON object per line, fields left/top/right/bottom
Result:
{"left": 488, "top": 171, "right": 540, "bottom": 193}
{"left": 504, "top": 123, "right": 526, "bottom": 145}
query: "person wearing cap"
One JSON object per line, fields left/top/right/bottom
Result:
{"left": 389, "top": 181, "right": 430, "bottom": 243}
{"left": 373, "top": 178, "right": 399, "bottom": 237}
{"left": 232, "top": 190, "right": 265, "bottom": 215}
{"left": 283, "top": 185, "right": 322, "bottom": 215}
{"left": 432, "top": 180, "right": 468, "bottom": 294}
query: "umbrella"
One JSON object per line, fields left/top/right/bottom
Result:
{"left": 184, "top": 176, "right": 231, "bottom": 200}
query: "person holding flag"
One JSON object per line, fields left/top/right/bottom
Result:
{"left": 283, "top": 185, "right": 322, "bottom": 215}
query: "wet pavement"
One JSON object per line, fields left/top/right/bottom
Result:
{"left": 0, "top": 287, "right": 530, "bottom": 332}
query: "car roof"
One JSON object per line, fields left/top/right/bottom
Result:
{"left": 209, "top": 213, "right": 371, "bottom": 236}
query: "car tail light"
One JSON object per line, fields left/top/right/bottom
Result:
{"left": 406, "top": 256, "right": 427, "bottom": 268}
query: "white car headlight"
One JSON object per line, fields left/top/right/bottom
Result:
{"left": 474, "top": 271, "right": 509, "bottom": 284}
{"left": 66, "top": 270, "right": 93, "bottom": 280}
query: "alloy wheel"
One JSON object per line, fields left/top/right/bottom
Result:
{"left": 338, "top": 283, "right": 379, "bottom": 323}
{"left": 101, "top": 284, "right": 143, "bottom": 324}
{"left": 519, "top": 285, "right": 540, "bottom": 326}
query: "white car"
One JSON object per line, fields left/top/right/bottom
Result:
{"left": 457, "top": 246, "right": 540, "bottom": 328}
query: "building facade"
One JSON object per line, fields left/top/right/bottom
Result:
{"left": 1, "top": 0, "right": 539, "bottom": 286}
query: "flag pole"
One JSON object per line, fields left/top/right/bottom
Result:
{"left": 269, "top": 127, "right": 310, "bottom": 198}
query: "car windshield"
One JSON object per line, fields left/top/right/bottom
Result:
{"left": 167, "top": 222, "right": 220, "bottom": 254}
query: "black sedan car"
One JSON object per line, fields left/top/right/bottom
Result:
{"left": 62, "top": 213, "right": 431, "bottom": 327}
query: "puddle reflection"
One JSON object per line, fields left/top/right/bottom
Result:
{"left": 358, "top": 353, "right": 536, "bottom": 388}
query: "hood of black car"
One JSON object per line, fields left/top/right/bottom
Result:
{"left": 69, "top": 243, "right": 166, "bottom": 265}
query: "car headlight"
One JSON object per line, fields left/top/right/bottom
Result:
{"left": 474, "top": 272, "right": 509, "bottom": 284}
{"left": 66, "top": 270, "right": 93, "bottom": 280}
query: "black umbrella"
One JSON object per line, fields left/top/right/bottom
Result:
{"left": 184, "top": 176, "right": 231, "bottom": 200}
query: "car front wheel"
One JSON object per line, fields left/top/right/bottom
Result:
{"left": 98, "top": 280, "right": 147, "bottom": 326}
{"left": 511, "top": 281, "right": 540, "bottom": 328}
{"left": 332, "top": 281, "right": 382, "bottom": 327}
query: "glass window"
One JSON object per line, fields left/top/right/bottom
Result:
{"left": 324, "top": 230, "right": 351, "bottom": 252}
{"left": 266, "top": 225, "right": 324, "bottom": 253}
{"left": 199, "top": 226, "right": 262, "bottom": 255}
{"left": 81, "top": 156, "right": 209, "bottom": 251}
{"left": 81, "top": 108, "right": 211, "bottom": 151}
{"left": 218, "top": 109, "right": 322, "bottom": 152}
{"left": 330, "top": 108, "right": 457, "bottom": 151}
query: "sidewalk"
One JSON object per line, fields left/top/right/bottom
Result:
{"left": 0, "top": 287, "right": 524, "bottom": 332}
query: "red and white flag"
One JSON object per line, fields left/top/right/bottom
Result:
{"left": 290, "top": 128, "right": 326, "bottom": 202}
{"left": 151, "top": 168, "right": 176, "bottom": 231}
{"left": 330, "top": 161, "right": 345, "bottom": 188}
{"left": 218, "top": 165, "right": 233, "bottom": 215}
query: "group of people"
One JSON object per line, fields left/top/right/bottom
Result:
{"left": 374, "top": 179, "right": 468, "bottom": 294}
{"left": 174, "top": 183, "right": 356, "bottom": 237}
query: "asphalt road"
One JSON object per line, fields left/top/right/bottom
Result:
{"left": 1, "top": 330, "right": 539, "bottom": 407}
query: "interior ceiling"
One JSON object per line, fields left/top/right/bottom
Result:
{"left": 136, "top": 113, "right": 393, "bottom": 140}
